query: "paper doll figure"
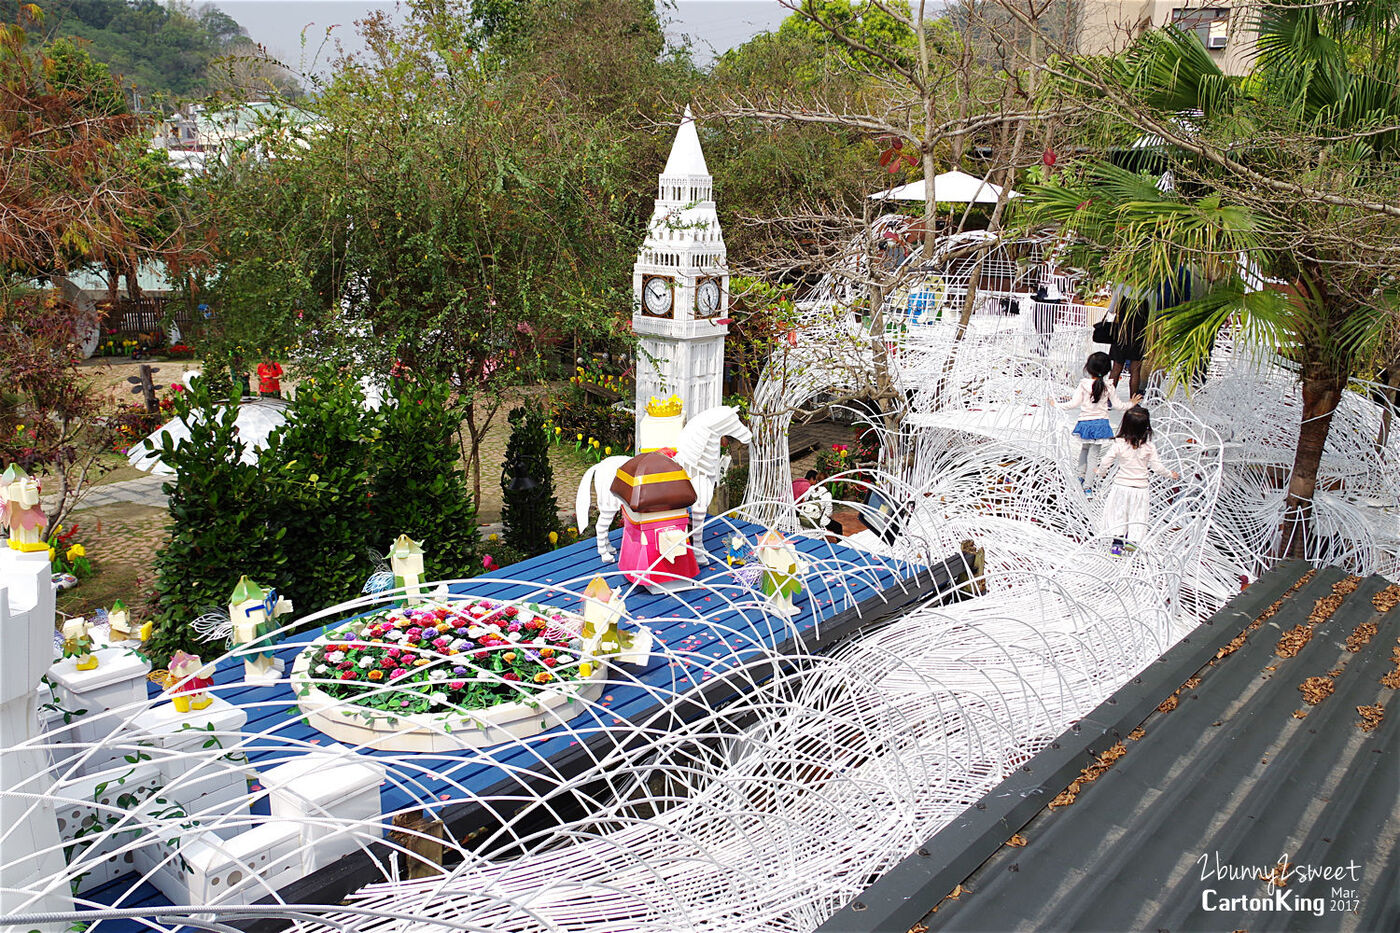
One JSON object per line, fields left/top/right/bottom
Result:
{"left": 610, "top": 448, "right": 699, "bottom": 591}
{"left": 228, "top": 575, "right": 293, "bottom": 683}
{"left": 62, "top": 618, "right": 98, "bottom": 671}
{"left": 1, "top": 463, "right": 47, "bottom": 552}
{"left": 724, "top": 532, "right": 750, "bottom": 568}
{"left": 167, "top": 650, "right": 215, "bottom": 713}
{"left": 107, "top": 599, "right": 134, "bottom": 641}
{"left": 754, "top": 530, "right": 807, "bottom": 618}
{"left": 389, "top": 534, "right": 426, "bottom": 600}
{"left": 579, "top": 575, "right": 652, "bottom": 666}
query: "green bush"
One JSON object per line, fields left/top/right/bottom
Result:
{"left": 149, "top": 370, "right": 481, "bottom": 667}
{"left": 262, "top": 373, "right": 374, "bottom": 615}
{"left": 501, "top": 406, "right": 561, "bottom": 558}
{"left": 370, "top": 377, "right": 478, "bottom": 579}
{"left": 149, "top": 382, "right": 289, "bottom": 664}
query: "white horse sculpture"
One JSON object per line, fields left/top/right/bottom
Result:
{"left": 575, "top": 406, "right": 752, "bottom": 564}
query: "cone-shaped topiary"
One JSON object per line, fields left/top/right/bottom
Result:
{"left": 500, "top": 406, "right": 561, "bottom": 558}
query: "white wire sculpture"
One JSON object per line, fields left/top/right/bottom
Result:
{"left": 5, "top": 232, "right": 1399, "bottom": 933}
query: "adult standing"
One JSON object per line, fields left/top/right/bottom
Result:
{"left": 1108, "top": 285, "right": 1148, "bottom": 397}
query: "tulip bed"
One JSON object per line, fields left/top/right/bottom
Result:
{"left": 302, "top": 598, "right": 590, "bottom": 717}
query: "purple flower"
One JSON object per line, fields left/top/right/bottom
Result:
{"left": 452, "top": 666, "right": 468, "bottom": 676}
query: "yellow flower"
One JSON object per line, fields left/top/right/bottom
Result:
{"left": 66, "top": 545, "right": 86, "bottom": 560}
{"left": 489, "top": 533, "right": 499, "bottom": 542}
{"left": 48, "top": 546, "right": 56, "bottom": 563}
{"left": 579, "top": 661, "right": 593, "bottom": 677}
{"left": 604, "top": 446, "right": 611, "bottom": 455}
{"left": 548, "top": 531, "right": 558, "bottom": 545}
{"left": 576, "top": 433, "right": 584, "bottom": 441}
{"left": 567, "top": 526, "right": 577, "bottom": 535}
{"left": 555, "top": 426, "right": 562, "bottom": 434}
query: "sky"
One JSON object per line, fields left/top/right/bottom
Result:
{"left": 206, "top": 0, "right": 794, "bottom": 75}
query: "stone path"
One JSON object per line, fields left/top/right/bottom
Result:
{"left": 70, "top": 474, "right": 170, "bottom": 511}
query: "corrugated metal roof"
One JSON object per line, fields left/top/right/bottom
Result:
{"left": 822, "top": 562, "right": 1400, "bottom": 933}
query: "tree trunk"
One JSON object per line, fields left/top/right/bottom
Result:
{"left": 1280, "top": 370, "right": 1345, "bottom": 559}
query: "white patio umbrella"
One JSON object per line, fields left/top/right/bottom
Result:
{"left": 127, "top": 398, "right": 290, "bottom": 476}
{"left": 867, "top": 170, "right": 1021, "bottom": 204}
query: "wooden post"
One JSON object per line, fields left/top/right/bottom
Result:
{"left": 389, "top": 809, "right": 445, "bottom": 879}
{"left": 139, "top": 364, "right": 158, "bottom": 414}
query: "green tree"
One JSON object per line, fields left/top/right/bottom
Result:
{"left": 6, "top": 0, "right": 276, "bottom": 103}
{"left": 193, "top": 0, "right": 655, "bottom": 497}
{"left": 1019, "top": 0, "right": 1400, "bottom": 557}
{"left": 1, "top": 7, "right": 191, "bottom": 279}
{"left": 500, "top": 405, "right": 561, "bottom": 558}
{"left": 776, "top": 0, "right": 919, "bottom": 73}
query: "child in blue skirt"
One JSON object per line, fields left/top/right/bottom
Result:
{"left": 1049, "top": 351, "right": 1140, "bottom": 494}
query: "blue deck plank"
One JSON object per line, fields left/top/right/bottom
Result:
{"left": 86, "top": 522, "right": 922, "bottom": 921}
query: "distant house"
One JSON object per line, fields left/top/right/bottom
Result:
{"left": 1077, "top": 1, "right": 1257, "bottom": 76}
{"left": 154, "top": 101, "right": 316, "bottom": 174}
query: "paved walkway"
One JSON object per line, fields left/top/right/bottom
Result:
{"left": 68, "top": 474, "right": 170, "bottom": 511}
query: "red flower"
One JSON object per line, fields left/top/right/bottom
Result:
{"left": 340, "top": 670, "right": 358, "bottom": 680}
{"left": 503, "top": 672, "right": 521, "bottom": 682}
{"left": 543, "top": 657, "right": 558, "bottom": 668}
{"left": 1042, "top": 147, "right": 1057, "bottom": 166}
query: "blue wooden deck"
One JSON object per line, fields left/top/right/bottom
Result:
{"left": 81, "top": 520, "right": 924, "bottom": 927}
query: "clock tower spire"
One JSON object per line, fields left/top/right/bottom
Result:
{"left": 632, "top": 106, "right": 729, "bottom": 441}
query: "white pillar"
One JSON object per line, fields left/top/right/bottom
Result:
{"left": 0, "top": 549, "right": 75, "bottom": 930}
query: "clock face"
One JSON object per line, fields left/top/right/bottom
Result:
{"left": 696, "top": 278, "right": 722, "bottom": 317}
{"left": 643, "top": 276, "right": 673, "bottom": 316}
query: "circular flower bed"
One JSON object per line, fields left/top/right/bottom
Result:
{"left": 291, "top": 597, "right": 605, "bottom": 752}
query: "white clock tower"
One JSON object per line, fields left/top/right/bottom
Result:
{"left": 632, "top": 106, "right": 729, "bottom": 437}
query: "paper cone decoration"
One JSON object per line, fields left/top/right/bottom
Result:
{"left": 610, "top": 450, "right": 696, "bottom": 512}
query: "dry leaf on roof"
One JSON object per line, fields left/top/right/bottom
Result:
{"left": 1276, "top": 624, "right": 1313, "bottom": 658}
{"left": 1299, "top": 676, "right": 1335, "bottom": 705}
{"left": 1371, "top": 584, "right": 1400, "bottom": 612}
{"left": 1357, "top": 705, "right": 1384, "bottom": 733}
{"left": 1007, "top": 834, "right": 1028, "bottom": 847}
{"left": 1346, "top": 621, "right": 1378, "bottom": 652}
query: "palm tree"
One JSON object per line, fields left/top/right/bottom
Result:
{"left": 1019, "top": 0, "right": 1400, "bottom": 559}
